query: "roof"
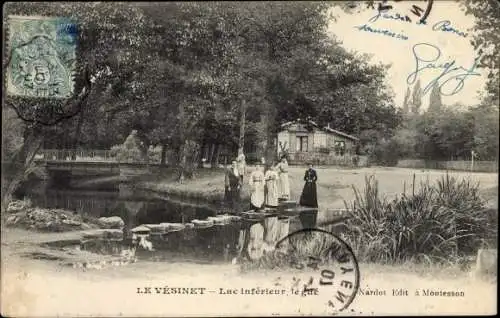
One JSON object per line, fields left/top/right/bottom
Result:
{"left": 280, "top": 119, "right": 359, "bottom": 141}
{"left": 323, "top": 126, "right": 359, "bottom": 141}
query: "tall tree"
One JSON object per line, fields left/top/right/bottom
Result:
{"left": 411, "top": 80, "right": 422, "bottom": 114}
{"left": 470, "top": 105, "right": 499, "bottom": 161}
{"left": 428, "top": 83, "right": 443, "bottom": 113}
{"left": 461, "top": 0, "right": 500, "bottom": 105}
{"left": 402, "top": 87, "right": 411, "bottom": 114}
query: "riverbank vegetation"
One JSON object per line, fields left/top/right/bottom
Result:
{"left": 342, "top": 174, "right": 497, "bottom": 264}
{"left": 240, "top": 173, "right": 497, "bottom": 271}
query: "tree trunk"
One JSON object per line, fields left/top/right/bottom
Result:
{"left": 1, "top": 126, "right": 44, "bottom": 211}
{"left": 264, "top": 102, "right": 277, "bottom": 165}
{"left": 71, "top": 99, "right": 87, "bottom": 159}
{"left": 208, "top": 143, "right": 216, "bottom": 168}
{"left": 160, "top": 144, "right": 167, "bottom": 165}
{"left": 198, "top": 142, "right": 205, "bottom": 169}
{"left": 178, "top": 140, "right": 187, "bottom": 183}
{"left": 213, "top": 144, "right": 221, "bottom": 168}
{"left": 238, "top": 99, "right": 246, "bottom": 155}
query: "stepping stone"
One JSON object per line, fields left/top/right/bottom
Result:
{"left": 263, "top": 207, "right": 279, "bottom": 216}
{"left": 296, "top": 206, "right": 318, "bottom": 214}
{"left": 279, "top": 200, "right": 297, "bottom": 209}
{"left": 159, "top": 223, "right": 185, "bottom": 232}
{"left": 282, "top": 208, "right": 301, "bottom": 216}
{"left": 131, "top": 225, "right": 151, "bottom": 234}
{"left": 207, "top": 216, "right": 230, "bottom": 225}
{"left": 240, "top": 211, "right": 269, "bottom": 221}
{"left": 191, "top": 219, "right": 214, "bottom": 229}
{"left": 218, "top": 214, "right": 241, "bottom": 222}
{"left": 143, "top": 224, "right": 169, "bottom": 233}
{"left": 184, "top": 223, "right": 195, "bottom": 229}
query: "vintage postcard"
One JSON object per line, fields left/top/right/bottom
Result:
{"left": 1, "top": 1, "right": 498, "bottom": 316}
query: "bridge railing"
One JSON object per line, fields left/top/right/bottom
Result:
{"left": 35, "top": 149, "right": 116, "bottom": 162}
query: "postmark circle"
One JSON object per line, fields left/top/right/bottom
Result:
{"left": 274, "top": 228, "right": 360, "bottom": 313}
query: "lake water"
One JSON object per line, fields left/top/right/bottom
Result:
{"left": 17, "top": 179, "right": 243, "bottom": 263}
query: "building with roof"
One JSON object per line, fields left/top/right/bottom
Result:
{"left": 277, "top": 119, "right": 360, "bottom": 166}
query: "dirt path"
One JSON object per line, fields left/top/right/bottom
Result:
{"left": 1, "top": 227, "right": 496, "bottom": 316}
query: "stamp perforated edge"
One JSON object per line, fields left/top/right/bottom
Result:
{"left": 4, "top": 14, "right": 77, "bottom": 99}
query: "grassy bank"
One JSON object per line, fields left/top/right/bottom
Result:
{"left": 138, "top": 166, "right": 497, "bottom": 225}
{"left": 137, "top": 166, "right": 348, "bottom": 212}
{"left": 137, "top": 168, "right": 248, "bottom": 207}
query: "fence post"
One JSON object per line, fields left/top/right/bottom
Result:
{"left": 471, "top": 150, "right": 474, "bottom": 172}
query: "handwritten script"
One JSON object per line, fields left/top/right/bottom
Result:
{"left": 406, "top": 43, "right": 481, "bottom": 96}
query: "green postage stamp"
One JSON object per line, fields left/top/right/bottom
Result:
{"left": 5, "top": 15, "right": 77, "bottom": 98}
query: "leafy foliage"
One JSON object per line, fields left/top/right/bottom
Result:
{"left": 410, "top": 80, "right": 422, "bottom": 114}
{"left": 1, "top": 107, "right": 24, "bottom": 161}
{"left": 389, "top": 105, "right": 498, "bottom": 162}
{"left": 12, "top": 2, "right": 401, "bottom": 174}
{"left": 461, "top": 0, "right": 500, "bottom": 104}
{"left": 109, "top": 130, "right": 147, "bottom": 163}
{"left": 342, "top": 175, "right": 496, "bottom": 264}
{"left": 402, "top": 87, "right": 411, "bottom": 114}
{"left": 428, "top": 84, "right": 443, "bottom": 113}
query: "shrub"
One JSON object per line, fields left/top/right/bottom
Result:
{"left": 369, "top": 138, "right": 401, "bottom": 166}
{"left": 148, "top": 145, "right": 163, "bottom": 163}
{"left": 109, "top": 130, "right": 147, "bottom": 163}
{"left": 342, "top": 174, "right": 496, "bottom": 264}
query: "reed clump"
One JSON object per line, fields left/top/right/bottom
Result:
{"left": 342, "top": 174, "right": 497, "bottom": 264}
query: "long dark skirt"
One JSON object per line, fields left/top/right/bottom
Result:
{"left": 225, "top": 186, "right": 241, "bottom": 211}
{"left": 299, "top": 182, "right": 318, "bottom": 208}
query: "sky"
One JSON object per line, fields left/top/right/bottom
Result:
{"left": 327, "top": 1, "right": 487, "bottom": 110}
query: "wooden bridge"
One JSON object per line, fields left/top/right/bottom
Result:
{"left": 34, "top": 149, "right": 116, "bottom": 162}
{"left": 34, "top": 149, "right": 157, "bottom": 183}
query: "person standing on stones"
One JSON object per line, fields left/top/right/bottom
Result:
{"left": 236, "top": 152, "right": 246, "bottom": 183}
{"left": 249, "top": 162, "right": 265, "bottom": 211}
{"left": 277, "top": 156, "right": 290, "bottom": 200}
{"left": 264, "top": 163, "right": 279, "bottom": 208}
{"left": 224, "top": 161, "right": 241, "bottom": 211}
{"left": 299, "top": 163, "right": 318, "bottom": 208}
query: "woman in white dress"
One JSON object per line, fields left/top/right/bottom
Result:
{"left": 277, "top": 156, "right": 290, "bottom": 200}
{"left": 248, "top": 163, "right": 265, "bottom": 210}
{"left": 264, "top": 163, "right": 279, "bottom": 208}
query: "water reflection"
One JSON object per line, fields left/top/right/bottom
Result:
{"left": 23, "top": 181, "right": 240, "bottom": 264}
{"left": 23, "top": 182, "right": 216, "bottom": 231}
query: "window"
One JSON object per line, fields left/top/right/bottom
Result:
{"left": 334, "top": 141, "right": 346, "bottom": 156}
{"left": 314, "top": 132, "right": 327, "bottom": 148}
{"left": 296, "top": 136, "right": 309, "bottom": 152}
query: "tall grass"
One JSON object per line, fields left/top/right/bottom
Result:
{"left": 342, "top": 174, "right": 497, "bottom": 264}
